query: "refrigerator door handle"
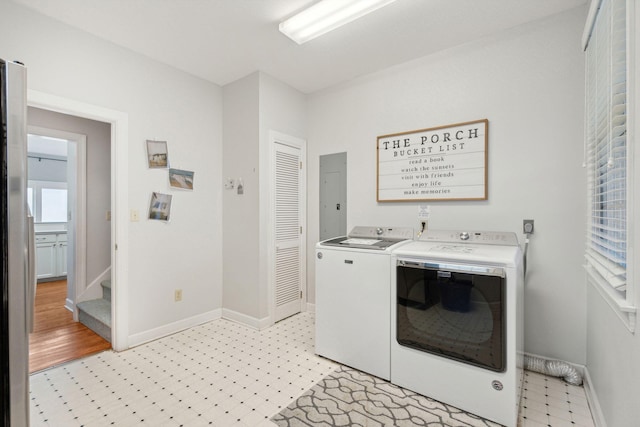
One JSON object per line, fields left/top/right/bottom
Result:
{"left": 27, "top": 213, "right": 36, "bottom": 333}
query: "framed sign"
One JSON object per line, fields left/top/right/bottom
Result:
{"left": 377, "top": 119, "right": 488, "bottom": 202}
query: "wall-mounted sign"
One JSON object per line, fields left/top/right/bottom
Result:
{"left": 377, "top": 119, "right": 488, "bottom": 202}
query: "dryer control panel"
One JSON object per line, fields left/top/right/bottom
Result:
{"left": 417, "top": 230, "right": 519, "bottom": 246}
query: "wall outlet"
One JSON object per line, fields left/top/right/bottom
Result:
{"left": 418, "top": 204, "right": 430, "bottom": 220}
{"left": 174, "top": 289, "right": 183, "bottom": 302}
{"left": 130, "top": 209, "right": 139, "bottom": 222}
{"left": 106, "top": 210, "right": 111, "bottom": 221}
{"left": 523, "top": 219, "right": 534, "bottom": 234}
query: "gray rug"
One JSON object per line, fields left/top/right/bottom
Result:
{"left": 271, "top": 366, "right": 502, "bottom": 427}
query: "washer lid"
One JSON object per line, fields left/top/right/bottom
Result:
{"left": 321, "top": 236, "right": 403, "bottom": 250}
{"left": 318, "top": 226, "right": 414, "bottom": 251}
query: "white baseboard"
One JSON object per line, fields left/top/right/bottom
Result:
{"left": 306, "top": 302, "right": 315, "bottom": 313}
{"left": 222, "top": 308, "right": 271, "bottom": 330}
{"left": 523, "top": 351, "right": 586, "bottom": 376}
{"left": 582, "top": 367, "right": 607, "bottom": 427}
{"left": 128, "top": 308, "right": 222, "bottom": 348}
{"left": 65, "top": 298, "right": 74, "bottom": 312}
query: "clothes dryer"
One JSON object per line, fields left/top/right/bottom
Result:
{"left": 391, "top": 230, "right": 524, "bottom": 427}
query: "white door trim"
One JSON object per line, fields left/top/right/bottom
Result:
{"left": 268, "top": 130, "right": 307, "bottom": 325}
{"left": 28, "top": 90, "right": 130, "bottom": 351}
{"left": 27, "top": 125, "right": 86, "bottom": 320}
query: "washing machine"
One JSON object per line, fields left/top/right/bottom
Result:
{"left": 315, "top": 226, "right": 414, "bottom": 380}
{"left": 391, "top": 230, "right": 524, "bottom": 427}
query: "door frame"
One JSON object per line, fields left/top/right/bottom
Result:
{"left": 267, "top": 130, "right": 307, "bottom": 325}
{"left": 27, "top": 125, "right": 86, "bottom": 319}
{"left": 28, "top": 90, "right": 130, "bottom": 351}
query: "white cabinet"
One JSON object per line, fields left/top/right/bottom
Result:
{"left": 56, "top": 234, "right": 67, "bottom": 277}
{"left": 35, "top": 234, "right": 56, "bottom": 280}
{"left": 35, "top": 232, "right": 67, "bottom": 280}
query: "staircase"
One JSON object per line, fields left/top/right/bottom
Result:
{"left": 77, "top": 280, "right": 111, "bottom": 342}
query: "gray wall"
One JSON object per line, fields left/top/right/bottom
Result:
{"left": 307, "top": 7, "right": 587, "bottom": 365}
{"left": 221, "top": 71, "right": 307, "bottom": 322}
{"left": 1, "top": 0, "right": 224, "bottom": 340}
{"left": 222, "top": 73, "right": 260, "bottom": 319}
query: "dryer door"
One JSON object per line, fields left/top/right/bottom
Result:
{"left": 396, "top": 260, "right": 506, "bottom": 372}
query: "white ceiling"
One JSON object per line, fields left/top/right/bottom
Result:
{"left": 13, "top": 0, "right": 587, "bottom": 94}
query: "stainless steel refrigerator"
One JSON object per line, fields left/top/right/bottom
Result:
{"left": 1, "top": 58, "right": 30, "bottom": 427}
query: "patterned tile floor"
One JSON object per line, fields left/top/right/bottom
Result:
{"left": 29, "top": 312, "right": 595, "bottom": 426}
{"left": 520, "top": 371, "right": 595, "bottom": 427}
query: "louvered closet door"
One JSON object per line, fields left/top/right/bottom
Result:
{"left": 274, "top": 142, "right": 303, "bottom": 322}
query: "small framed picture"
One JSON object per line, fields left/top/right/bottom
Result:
{"left": 146, "top": 140, "right": 169, "bottom": 168}
{"left": 169, "top": 168, "right": 194, "bottom": 190}
{"left": 149, "top": 192, "right": 172, "bottom": 221}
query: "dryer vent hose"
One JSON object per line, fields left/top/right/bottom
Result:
{"left": 524, "top": 355, "right": 583, "bottom": 386}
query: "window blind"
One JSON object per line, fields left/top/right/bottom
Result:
{"left": 584, "top": 0, "right": 627, "bottom": 294}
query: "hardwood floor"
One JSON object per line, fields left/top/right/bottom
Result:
{"left": 29, "top": 280, "right": 111, "bottom": 374}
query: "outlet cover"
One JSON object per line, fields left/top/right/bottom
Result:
{"left": 523, "top": 219, "right": 534, "bottom": 234}
{"left": 174, "top": 289, "right": 183, "bottom": 302}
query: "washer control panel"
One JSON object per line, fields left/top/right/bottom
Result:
{"left": 418, "top": 230, "right": 519, "bottom": 246}
{"left": 349, "top": 226, "right": 414, "bottom": 241}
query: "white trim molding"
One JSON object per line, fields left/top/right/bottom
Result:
{"left": 583, "top": 367, "right": 608, "bottom": 427}
{"left": 222, "top": 308, "right": 271, "bottom": 331}
{"left": 585, "top": 265, "right": 637, "bottom": 332}
{"left": 128, "top": 309, "right": 222, "bottom": 348}
{"left": 28, "top": 89, "right": 130, "bottom": 351}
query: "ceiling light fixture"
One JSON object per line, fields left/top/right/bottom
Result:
{"left": 279, "top": 0, "right": 398, "bottom": 45}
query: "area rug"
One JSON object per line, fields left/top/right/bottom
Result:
{"left": 271, "top": 366, "right": 502, "bottom": 427}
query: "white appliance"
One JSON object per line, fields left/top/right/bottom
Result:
{"left": 1, "top": 59, "right": 31, "bottom": 426}
{"left": 315, "top": 226, "right": 414, "bottom": 380}
{"left": 391, "top": 230, "right": 524, "bottom": 427}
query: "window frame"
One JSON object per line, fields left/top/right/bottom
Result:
{"left": 27, "top": 179, "right": 68, "bottom": 225}
{"left": 583, "top": 0, "right": 637, "bottom": 332}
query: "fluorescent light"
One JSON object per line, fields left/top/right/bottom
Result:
{"left": 279, "top": 0, "right": 398, "bottom": 44}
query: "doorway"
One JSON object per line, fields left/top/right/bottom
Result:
{"left": 319, "top": 152, "right": 347, "bottom": 240}
{"left": 27, "top": 108, "right": 113, "bottom": 370}
{"left": 26, "top": 91, "right": 129, "bottom": 352}
{"left": 27, "top": 127, "right": 85, "bottom": 315}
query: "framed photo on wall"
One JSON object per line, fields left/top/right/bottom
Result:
{"left": 146, "top": 139, "right": 169, "bottom": 168}
{"left": 148, "top": 192, "right": 172, "bottom": 221}
{"left": 169, "top": 168, "right": 194, "bottom": 190}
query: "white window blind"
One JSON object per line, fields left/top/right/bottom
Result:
{"left": 584, "top": 0, "right": 636, "bottom": 330}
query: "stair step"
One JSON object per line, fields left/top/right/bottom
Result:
{"left": 77, "top": 299, "right": 111, "bottom": 342}
{"left": 101, "top": 279, "right": 111, "bottom": 302}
